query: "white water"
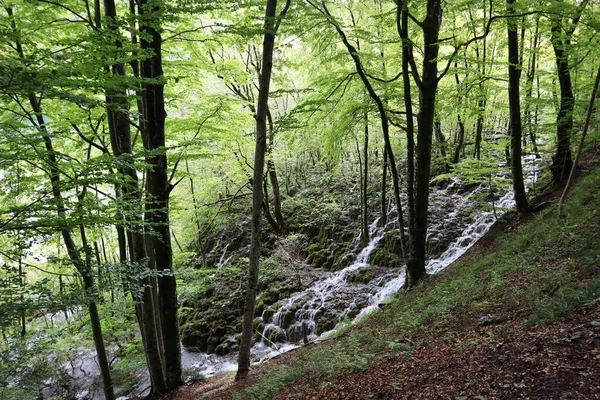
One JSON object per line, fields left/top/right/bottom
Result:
{"left": 216, "top": 243, "right": 234, "bottom": 269}
{"left": 261, "top": 218, "right": 385, "bottom": 343}
{"left": 43, "top": 157, "right": 543, "bottom": 399}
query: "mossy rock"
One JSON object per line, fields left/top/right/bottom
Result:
{"left": 318, "top": 226, "right": 333, "bottom": 245}
{"left": 253, "top": 317, "right": 264, "bottom": 333}
{"left": 206, "top": 336, "right": 223, "bottom": 354}
{"left": 254, "top": 299, "right": 265, "bottom": 317}
{"left": 369, "top": 247, "right": 383, "bottom": 265}
{"left": 265, "top": 328, "right": 286, "bottom": 344}
{"left": 315, "top": 310, "right": 339, "bottom": 335}
{"left": 310, "top": 249, "right": 329, "bottom": 269}
{"left": 347, "top": 267, "right": 373, "bottom": 284}
{"left": 262, "top": 307, "right": 276, "bottom": 322}
{"left": 331, "top": 242, "right": 352, "bottom": 271}
{"left": 383, "top": 229, "right": 403, "bottom": 254}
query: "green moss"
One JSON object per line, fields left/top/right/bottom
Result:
{"left": 235, "top": 161, "right": 600, "bottom": 400}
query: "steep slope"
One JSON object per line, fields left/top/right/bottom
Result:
{"left": 168, "top": 147, "right": 600, "bottom": 400}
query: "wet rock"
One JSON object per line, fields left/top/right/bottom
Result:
{"left": 347, "top": 267, "right": 373, "bottom": 284}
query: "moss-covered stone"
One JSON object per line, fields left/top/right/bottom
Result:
{"left": 253, "top": 317, "right": 264, "bottom": 334}
{"left": 347, "top": 267, "right": 373, "bottom": 284}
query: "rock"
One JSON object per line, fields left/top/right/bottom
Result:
{"left": 347, "top": 267, "right": 373, "bottom": 284}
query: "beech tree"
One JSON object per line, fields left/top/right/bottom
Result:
{"left": 506, "top": 0, "right": 529, "bottom": 213}
{"left": 548, "top": 0, "right": 589, "bottom": 184}
{"left": 237, "top": 0, "right": 291, "bottom": 379}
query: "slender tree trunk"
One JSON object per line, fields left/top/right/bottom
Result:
{"left": 549, "top": 0, "right": 587, "bottom": 184}
{"left": 266, "top": 110, "right": 285, "bottom": 233}
{"left": 524, "top": 15, "right": 540, "bottom": 157}
{"left": 558, "top": 64, "right": 600, "bottom": 216}
{"left": 473, "top": 99, "right": 486, "bottom": 160}
{"left": 32, "top": 97, "right": 116, "bottom": 400}
{"left": 404, "top": 0, "right": 442, "bottom": 287}
{"left": 262, "top": 178, "right": 280, "bottom": 234}
{"left": 362, "top": 114, "right": 370, "bottom": 247}
{"left": 237, "top": 0, "right": 290, "bottom": 379}
{"left": 397, "top": 4, "right": 415, "bottom": 254}
{"left": 507, "top": 0, "right": 529, "bottom": 213}
{"left": 434, "top": 118, "right": 447, "bottom": 159}
{"left": 452, "top": 115, "right": 465, "bottom": 164}
{"left": 19, "top": 257, "right": 26, "bottom": 337}
{"left": 138, "top": 0, "right": 183, "bottom": 391}
{"left": 6, "top": 8, "right": 116, "bottom": 396}
{"left": 380, "top": 146, "right": 388, "bottom": 226}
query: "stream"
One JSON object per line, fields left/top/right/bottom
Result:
{"left": 40, "top": 157, "right": 541, "bottom": 399}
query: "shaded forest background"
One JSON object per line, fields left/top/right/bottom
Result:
{"left": 0, "top": 0, "right": 599, "bottom": 399}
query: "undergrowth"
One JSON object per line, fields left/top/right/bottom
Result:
{"left": 234, "top": 161, "right": 600, "bottom": 400}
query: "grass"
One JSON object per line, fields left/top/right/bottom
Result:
{"left": 233, "top": 159, "right": 600, "bottom": 400}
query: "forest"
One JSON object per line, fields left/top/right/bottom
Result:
{"left": 0, "top": 0, "right": 599, "bottom": 399}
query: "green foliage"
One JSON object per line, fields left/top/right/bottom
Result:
{"left": 236, "top": 162, "right": 600, "bottom": 399}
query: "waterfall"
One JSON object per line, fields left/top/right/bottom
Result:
{"left": 216, "top": 244, "right": 233, "bottom": 269}
{"left": 260, "top": 218, "right": 385, "bottom": 345}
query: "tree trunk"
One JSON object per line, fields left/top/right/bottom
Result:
{"left": 550, "top": 20, "right": 574, "bottom": 183}
{"left": 262, "top": 178, "right": 281, "bottom": 234}
{"left": 5, "top": 7, "right": 116, "bottom": 394}
{"left": 507, "top": 0, "right": 529, "bottom": 213}
{"left": 380, "top": 145, "right": 388, "bottom": 226}
{"left": 237, "top": 0, "right": 290, "bottom": 379}
{"left": 405, "top": 0, "right": 442, "bottom": 287}
{"left": 473, "top": 99, "right": 486, "bottom": 160}
{"left": 266, "top": 110, "right": 285, "bottom": 233}
{"left": 312, "top": 1, "right": 408, "bottom": 263}
{"left": 452, "top": 115, "right": 465, "bottom": 164}
{"left": 523, "top": 15, "right": 540, "bottom": 157}
{"left": 549, "top": 0, "right": 587, "bottom": 183}
{"left": 397, "top": 4, "right": 415, "bottom": 253}
{"left": 362, "top": 115, "right": 370, "bottom": 247}
{"left": 138, "top": 0, "right": 183, "bottom": 391}
{"left": 31, "top": 95, "right": 116, "bottom": 400}
{"left": 434, "top": 118, "right": 447, "bottom": 160}
{"left": 102, "top": 0, "right": 170, "bottom": 394}
{"left": 19, "top": 257, "right": 26, "bottom": 337}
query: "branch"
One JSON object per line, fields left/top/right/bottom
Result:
{"left": 0, "top": 191, "right": 52, "bottom": 231}
{"left": 437, "top": 1, "right": 543, "bottom": 83}
{"left": 0, "top": 250, "right": 77, "bottom": 277}
{"left": 35, "top": 0, "right": 98, "bottom": 31}
{"left": 71, "top": 123, "right": 109, "bottom": 154}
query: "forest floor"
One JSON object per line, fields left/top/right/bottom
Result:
{"left": 167, "top": 146, "right": 600, "bottom": 400}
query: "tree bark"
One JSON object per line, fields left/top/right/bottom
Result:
{"left": 237, "top": 0, "right": 290, "bottom": 379}
{"left": 405, "top": 0, "right": 443, "bottom": 287}
{"left": 380, "top": 145, "right": 388, "bottom": 226}
{"left": 452, "top": 114, "right": 465, "bottom": 164}
{"left": 6, "top": 8, "right": 116, "bottom": 397}
{"left": 101, "top": 0, "right": 169, "bottom": 394}
{"left": 549, "top": 0, "right": 587, "bottom": 184}
{"left": 523, "top": 15, "right": 540, "bottom": 157}
{"left": 362, "top": 115, "right": 370, "bottom": 247}
{"left": 397, "top": 3, "right": 415, "bottom": 255}
{"left": 507, "top": 0, "right": 529, "bottom": 213}
{"left": 558, "top": 64, "right": 600, "bottom": 216}
{"left": 138, "top": 0, "right": 183, "bottom": 391}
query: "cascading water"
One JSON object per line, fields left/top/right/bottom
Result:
{"left": 216, "top": 243, "right": 233, "bottom": 269}
{"left": 260, "top": 218, "right": 386, "bottom": 345}
{"left": 44, "top": 157, "right": 542, "bottom": 399}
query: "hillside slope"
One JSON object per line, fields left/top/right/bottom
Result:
{"left": 169, "top": 149, "right": 600, "bottom": 400}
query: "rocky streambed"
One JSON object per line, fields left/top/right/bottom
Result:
{"left": 178, "top": 170, "right": 526, "bottom": 359}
